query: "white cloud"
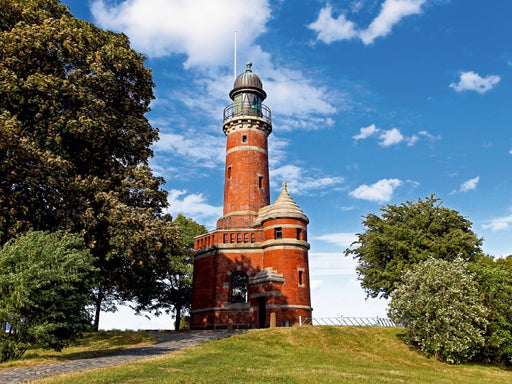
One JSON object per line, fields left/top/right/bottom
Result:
{"left": 379, "top": 127, "right": 404, "bottom": 147}
{"left": 166, "top": 189, "right": 222, "bottom": 229}
{"left": 353, "top": 124, "right": 379, "bottom": 141}
{"left": 268, "top": 135, "right": 290, "bottom": 168}
{"left": 405, "top": 134, "right": 419, "bottom": 146}
{"left": 308, "top": 5, "right": 358, "bottom": 44}
{"left": 309, "top": 0, "right": 429, "bottom": 45}
{"left": 353, "top": 124, "right": 437, "bottom": 147}
{"left": 263, "top": 63, "right": 339, "bottom": 125}
{"left": 91, "top": 0, "right": 270, "bottom": 67}
{"left": 270, "top": 165, "right": 344, "bottom": 196}
{"left": 91, "top": 1, "right": 337, "bottom": 131}
{"left": 483, "top": 214, "right": 512, "bottom": 232}
{"left": 459, "top": 176, "right": 480, "bottom": 192}
{"left": 312, "top": 233, "right": 357, "bottom": 248}
{"left": 349, "top": 178, "right": 402, "bottom": 202}
{"left": 310, "top": 280, "right": 323, "bottom": 291}
{"left": 309, "top": 252, "right": 359, "bottom": 276}
{"left": 418, "top": 130, "right": 441, "bottom": 141}
{"left": 450, "top": 71, "right": 501, "bottom": 94}
{"left": 360, "top": 0, "right": 427, "bottom": 44}
{"left": 153, "top": 132, "right": 225, "bottom": 169}
{"left": 509, "top": 148, "right": 512, "bottom": 155}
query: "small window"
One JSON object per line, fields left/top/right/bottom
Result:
{"left": 231, "top": 272, "right": 248, "bottom": 303}
{"left": 296, "top": 228, "right": 302, "bottom": 240}
{"left": 230, "top": 233, "right": 235, "bottom": 243}
{"left": 251, "top": 233, "right": 255, "bottom": 243}
{"left": 258, "top": 176, "right": 264, "bottom": 189}
{"left": 237, "top": 233, "right": 242, "bottom": 243}
{"left": 227, "top": 166, "right": 232, "bottom": 179}
{"left": 244, "top": 233, "right": 249, "bottom": 242}
{"left": 298, "top": 270, "right": 304, "bottom": 286}
{"left": 242, "top": 135, "right": 247, "bottom": 143}
{"left": 223, "top": 234, "right": 228, "bottom": 243}
{"left": 274, "top": 227, "right": 282, "bottom": 239}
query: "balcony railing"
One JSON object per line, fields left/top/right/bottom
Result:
{"left": 223, "top": 103, "right": 271, "bottom": 124}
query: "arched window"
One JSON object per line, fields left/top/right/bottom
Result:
{"left": 231, "top": 272, "right": 248, "bottom": 304}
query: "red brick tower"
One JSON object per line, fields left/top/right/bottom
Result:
{"left": 190, "top": 63, "right": 312, "bottom": 330}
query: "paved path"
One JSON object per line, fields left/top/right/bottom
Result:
{"left": 0, "top": 331, "right": 232, "bottom": 384}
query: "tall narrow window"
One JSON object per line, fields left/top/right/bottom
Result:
{"left": 258, "top": 176, "right": 264, "bottom": 189}
{"left": 274, "top": 227, "right": 282, "bottom": 239}
{"left": 231, "top": 272, "right": 248, "bottom": 303}
{"left": 227, "top": 166, "right": 232, "bottom": 179}
{"left": 298, "top": 270, "right": 304, "bottom": 286}
{"left": 296, "top": 228, "right": 302, "bottom": 240}
{"left": 242, "top": 135, "right": 247, "bottom": 143}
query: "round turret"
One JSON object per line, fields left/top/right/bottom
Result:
{"left": 224, "top": 62, "right": 271, "bottom": 123}
{"left": 230, "top": 62, "right": 267, "bottom": 101}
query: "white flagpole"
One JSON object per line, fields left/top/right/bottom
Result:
{"left": 234, "top": 31, "right": 237, "bottom": 80}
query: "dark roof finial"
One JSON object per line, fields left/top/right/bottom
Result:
{"left": 246, "top": 61, "right": 253, "bottom": 71}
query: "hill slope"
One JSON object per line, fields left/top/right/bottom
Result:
{"left": 39, "top": 327, "right": 511, "bottom": 384}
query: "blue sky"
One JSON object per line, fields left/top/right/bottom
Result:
{"left": 61, "top": 0, "right": 512, "bottom": 329}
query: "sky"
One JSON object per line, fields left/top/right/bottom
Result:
{"left": 61, "top": 0, "right": 512, "bottom": 330}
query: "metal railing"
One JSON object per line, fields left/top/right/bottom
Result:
{"left": 299, "top": 316, "right": 396, "bottom": 327}
{"left": 223, "top": 103, "right": 271, "bottom": 124}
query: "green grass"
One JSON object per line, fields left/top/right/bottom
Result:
{"left": 0, "top": 330, "right": 157, "bottom": 370}
{"left": 33, "top": 326, "right": 511, "bottom": 384}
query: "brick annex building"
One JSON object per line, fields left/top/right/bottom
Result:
{"left": 190, "top": 63, "right": 312, "bottom": 329}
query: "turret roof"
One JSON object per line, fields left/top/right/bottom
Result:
{"left": 230, "top": 62, "right": 266, "bottom": 100}
{"left": 254, "top": 182, "right": 309, "bottom": 226}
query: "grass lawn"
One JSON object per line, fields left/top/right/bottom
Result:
{"left": 32, "top": 326, "right": 511, "bottom": 384}
{"left": 0, "top": 330, "right": 157, "bottom": 370}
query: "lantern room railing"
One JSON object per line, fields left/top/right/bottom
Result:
{"left": 223, "top": 103, "right": 271, "bottom": 124}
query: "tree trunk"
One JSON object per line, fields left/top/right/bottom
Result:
{"left": 174, "top": 306, "right": 182, "bottom": 331}
{"left": 93, "top": 287, "right": 103, "bottom": 331}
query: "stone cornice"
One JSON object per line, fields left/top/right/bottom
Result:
{"left": 223, "top": 117, "right": 272, "bottom": 136}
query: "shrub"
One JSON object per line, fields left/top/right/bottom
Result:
{"left": 0, "top": 231, "right": 97, "bottom": 361}
{"left": 388, "top": 257, "right": 488, "bottom": 364}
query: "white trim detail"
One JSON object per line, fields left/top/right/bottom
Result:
{"left": 226, "top": 145, "right": 267, "bottom": 155}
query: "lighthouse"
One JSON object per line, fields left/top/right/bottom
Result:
{"left": 190, "top": 63, "right": 312, "bottom": 329}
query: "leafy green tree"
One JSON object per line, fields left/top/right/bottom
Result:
{"left": 470, "top": 256, "right": 512, "bottom": 364}
{"left": 388, "top": 257, "right": 488, "bottom": 364}
{"left": 0, "top": 231, "right": 97, "bottom": 362}
{"left": 0, "top": 0, "right": 181, "bottom": 328}
{"left": 345, "top": 195, "right": 483, "bottom": 298}
{"left": 137, "top": 214, "right": 207, "bottom": 331}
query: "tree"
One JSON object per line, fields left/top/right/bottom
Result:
{"left": 168, "top": 214, "right": 207, "bottom": 330}
{"left": 388, "top": 257, "right": 488, "bottom": 364}
{"left": 345, "top": 195, "right": 483, "bottom": 299}
{"left": 470, "top": 256, "right": 512, "bottom": 364}
{"left": 136, "top": 214, "right": 207, "bottom": 331}
{"left": 0, "top": 231, "right": 97, "bottom": 362}
{"left": 0, "top": 0, "right": 181, "bottom": 328}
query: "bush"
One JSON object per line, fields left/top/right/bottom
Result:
{"left": 0, "top": 231, "right": 97, "bottom": 361}
{"left": 388, "top": 257, "right": 488, "bottom": 364}
{"left": 470, "top": 257, "right": 512, "bottom": 364}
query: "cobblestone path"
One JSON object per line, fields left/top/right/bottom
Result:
{"left": 0, "top": 331, "right": 231, "bottom": 384}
